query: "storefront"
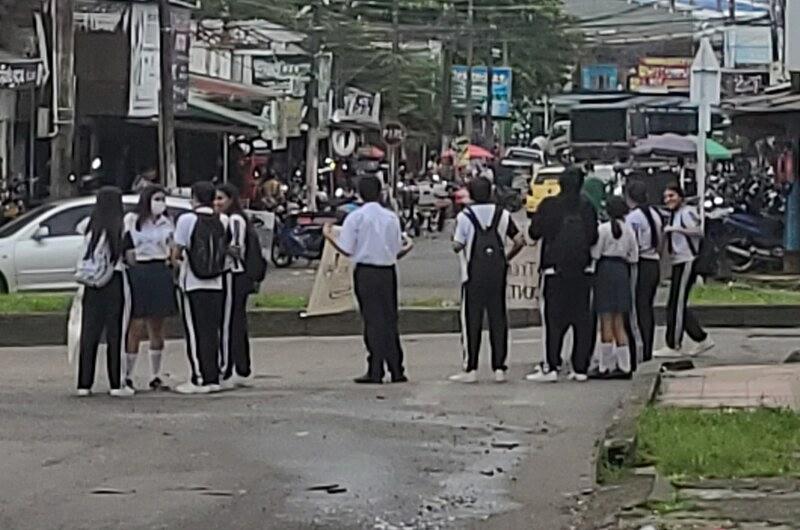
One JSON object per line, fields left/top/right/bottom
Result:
{"left": 0, "top": 51, "right": 42, "bottom": 183}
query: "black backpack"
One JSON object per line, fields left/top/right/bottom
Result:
{"left": 464, "top": 206, "right": 506, "bottom": 280}
{"left": 187, "top": 213, "right": 227, "bottom": 280}
{"left": 553, "top": 210, "right": 590, "bottom": 277}
{"left": 243, "top": 222, "right": 267, "bottom": 284}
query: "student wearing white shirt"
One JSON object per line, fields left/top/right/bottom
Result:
{"left": 171, "top": 182, "right": 230, "bottom": 394}
{"left": 624, "top": 181, "right": 663, "bottom": 364}
{"left": 591, "top": 196, "right": 638, "bottom": 375}
{"left": 654, "top": 184, "right": 714, "bottom": 358}
{"left": 121, "top": 185, "right": 176, "bottom": 390}
{"left": 214, "top": 183, "right": 253, "bottom": 388}
{"left": 449, "top": 177, "right": 524, "bottom": 384}
{"left": 323, "top": 176, "right": 414, "bottom": 384}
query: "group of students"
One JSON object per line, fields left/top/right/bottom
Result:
{"left": 448, "top": 167, "right": 715, "bottom": 384}
{"left": 76, "top": 181, "right": 261, "bottom": 397}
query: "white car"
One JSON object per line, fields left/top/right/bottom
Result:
{"left": 0, "top": 195, "right": 191, "bottom": 293}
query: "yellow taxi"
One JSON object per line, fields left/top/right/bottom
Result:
{"left": 525, "top": 165, "right": 564, "bottom": 215}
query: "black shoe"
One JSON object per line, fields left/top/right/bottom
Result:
{"left": 125, "top": 378, "right": 134, "bottom": 390}
{"left": 391, "top": 375, "right": 409, "bottom": 384}
{"left": 149, "top": 377, "right": 168, "bottom": 391}
{"left": 353, "top": 375, "right": 383, "bottom": 384}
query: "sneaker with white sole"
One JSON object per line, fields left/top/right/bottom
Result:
{"left": 689, "top": 338, "right": 715, "bottom": 357}
{"left": 206, "top": 384, "right": 222, "bottom": 393}
{"left": 174, "top": 382, "right": 211, "bottom": 395}
{"left": 567, "top": 372, "right": 588, "bottom": 383}
{"left": 494, "top": 370, "right": 507, "bottom": 383}
{"left": 230, "top": 374, "right": 254, "bottom": 388}
{"left": 526, "top": 370, "right": 558, "bottom": 383}
{"left": 448, "top": 371, "right": 478, "bottom": 384}
{"left": 653, "top": 346, "right": 685, "bottom": 358}
{"left": 109, "top": 386, "right": 135, "bottom": 398}
{"left": 76, "top": 388, "right": 92, "bottom": 397}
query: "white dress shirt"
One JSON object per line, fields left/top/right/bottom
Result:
{"left": 124, "top": 212, "right": 174, "bottom": 262}
{"left": 337, "top": 202, "right": 402, "bottom": 266}
{"left": 174, "top": 207, "right": 230, "bottom": 291}
{"left": 591, "top": 221, "right": 639, "bottom": 264}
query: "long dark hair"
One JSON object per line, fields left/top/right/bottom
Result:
{"left": 86, "top": 186, "right": 123, "bottom": 262}
{"left": 217, "top": 183, "right": 245, "bottom": 216}
{"left": 133, "top": 184, "right": 166, "bottom": 230}
{"left": 605, "top": 195, "right": 629, "bottom": 240}
{"left": 626, "top": 180, "right": 659, "bottom": 249}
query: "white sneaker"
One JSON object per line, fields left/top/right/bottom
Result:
{"left": 230, "top": 373, "right": 254, "bottom": 388}
{"left": 689, "top": 338, "right": 715, "bottom": 357}
{"left": 448, "top": 371, "right": 478, "bottom": 384}
{"left": 653, "top": 346, "right": 685, "bottom": 358}
{"left": 567, "top": 372, "right": 588, "bottom": 383}
{"left": 526, "top": 370, "right": 558, "bottom": 383}
{"left": 220, "top": 378, "right": 237, "bottom": 390}
{"left": 109, "top": 386, "right": 135, "bottom": 398}
{"left": 76, "top": 389, "right": 92, "bottom": 397}
{"left": 174, "top": 382, "right": 211, "bottom": 395}
{"left": 206, "top": 384, "right": 222, "bottom": 394}
{"left": 494, "top": 370, "right": 507, "bottom": 383}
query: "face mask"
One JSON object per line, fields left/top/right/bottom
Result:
{"left": 151, "top": 199, "right": 166, "bottom": 216}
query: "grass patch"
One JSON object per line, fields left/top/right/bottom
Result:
{"left": 250, "top": 293, "right": 308, "bottom": 310}
{"left": 637, "top": 407, "right": 800, "bottom": 479}
{"left": 0, "top": 293, "right": 73, "bottom": 313}
{"left": 690, "top": 282, "right": 800, "bottom": 305}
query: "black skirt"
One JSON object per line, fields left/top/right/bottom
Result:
{"left": 127, "top": 261, "right": 177, "bottom": 319}
{"left": 594, "top": 257, "right": 632, "bottom": 314}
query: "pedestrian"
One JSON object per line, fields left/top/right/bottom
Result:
{"left": 121, "top": 185, "right": 177, "bottom": 391}
{"left": 75, "top": 186, "right": 133, "bottom": 397}
{"left": 449, "top": 177, "right": 525, "bottom": 384}
{"left": 591, "top": 196, "right": 638, "bottom": 376}
{"left": 527, "top": 168, "right": 598, "bottom": 382}
{"left": 654, "top": 184, "right": 715, "bottom": 357}
{"left": 625, "top": 181, "right": 663, "bottom": 364}
{"left": 322, "top": 176, "right": 414, "bottom": 384}
{"left": 215, "top": 183, "right": 257, "bottom": 388}
{"left": 171, "top": 181, "right": 230, "bottom": 394}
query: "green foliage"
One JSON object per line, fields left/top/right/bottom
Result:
{"left": 690, "top": 283, "right": 800, "bottom": 305}
{"left": 637, "top": 407, "right": 800, "bottom": 479}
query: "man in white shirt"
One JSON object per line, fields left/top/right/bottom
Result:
{"left": 323, "top": 176, "right": 413, "bottom": 384}
{"left": 171, "top": 182, "right": 230, "bottom": 394}
{"left": 450, "top": 177, "right": 525, "bottom": 384}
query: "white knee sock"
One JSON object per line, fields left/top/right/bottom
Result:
{"left": 616, "top": 345, "right": 631, "bottom": 374}
{"left": 125, "top": 353, "right": 138, "bottom": 379}
{"left": 599, "top": 343, "right": 615, "bottom": 373}
{"left": 149, "top": 350, "right": 163, "bottom": 378}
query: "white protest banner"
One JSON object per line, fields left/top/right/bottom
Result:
{"left": 303, "top": 229, "right": 356, "bottom": 317}
{"left": 505, "top": 242, "right": 540, "bottom": 310}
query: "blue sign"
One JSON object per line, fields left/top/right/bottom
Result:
{"left": 581, "top": 64, "right": 619, "bottom": 92}
{"left": 451, "top": 65, "right": 513, "bottom": 118}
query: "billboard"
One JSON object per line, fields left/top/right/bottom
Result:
{"left": 451, "top": 65, "right": 513, "bottom": 118}
{"left": 630, "top": 57, "right": 691, "bottom": 93}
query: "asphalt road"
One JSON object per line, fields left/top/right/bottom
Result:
{"left": 0, "top": 328, "right": 795, "bottom": 530}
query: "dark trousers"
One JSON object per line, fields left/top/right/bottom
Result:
{"left": 221, "top": 272, "right": 252, "bottom": 379}
{"left": 666, "top": 261, "right": 708, "bottom": 349}
{"left": 354, "top": 264, "right": 405, "bottom": 380}
{"left": 541, "top": 273, "right": 593, "bottom": 374}
{"left": 632, "top": 259, "right": 660, "bottom": 362}
{"left": 461, "top": 274, "right": 508, "bottom": 372}
{"left": 179, "top": 289, "right": 224, "bottom": 386}
{"left": 78, "top": 272, "right": 125, "bottom": 390}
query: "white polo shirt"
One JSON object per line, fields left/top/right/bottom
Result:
{"left": 174, "top": 207, "right": 229, "bottom": 291}
{"left": 337, "top": 202, "right": 402, "bottom": 266}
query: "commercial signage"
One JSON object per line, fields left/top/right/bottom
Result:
{"left": 451, "top": 65, "right": 513, "bottom": 118}
{"left": 128, "top": 3, "right": 191, "bottom": 117}
{"left": 724, "top": 26, "right": 772, "bottom": 67}
{"left": 329, "top": 87, "right": 381, "bottom": 127}
{"left": 252, "top": 56, "right": 311, "bottom": 96}
{"left": 0, "top": 61, "right": 41, "bottom": 90}
{"left": 581, "top": 64, "right": 619, "bottom": 92}
{"left": 629, "top": 57, "right": 691, "bottom": 93}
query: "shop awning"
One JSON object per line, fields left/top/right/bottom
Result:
{"left": 188, "top": 94, "right": 271, "bottom": 132}
{"left": 190, "top": 73, "right": 287, "bottom": 103}
{"left": 723, "top": 83, "right": 800, "bottom": 114}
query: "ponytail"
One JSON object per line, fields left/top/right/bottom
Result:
{"left": 605, "top": 195, "right": 629, "bottom": 240}
{"left": 611, "top": 218, "right": 622, "bottom": 239}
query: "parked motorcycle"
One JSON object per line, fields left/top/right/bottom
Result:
{"left": 723, "top": 212, "right": 785, "bottom": 273}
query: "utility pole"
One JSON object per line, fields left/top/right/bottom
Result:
{"left": 729, "top": 0, "right": 736, "bottom": 21}
{"left": 50, "top": 0, "right": 76, "bottom": 199}
{"left": 158, "top": 0, "right": 178, "bottom": 189}
{"left": 484, "top": 39, "right": 494, "bottom": 148}
{"left": 304, "top": 6, "right": 320, "bottom": 211}
{"left": 440, "top": 40, "right": 453, "bottom": 153}
{"left": 463, "top": 0, "right": 474, "bottom": 142}
{"left": 388, "top": 0, "right": 400, "bottom": 199}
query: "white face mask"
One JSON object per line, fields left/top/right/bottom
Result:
{"left": 151, "top": 198, "right": 167, "bottom": 216}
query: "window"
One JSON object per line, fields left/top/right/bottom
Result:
{"left": 41, "top": 206, "right": 93, "bottom": 237}
{"left": 0, "top": 204, "right": 57, "bottom": 239}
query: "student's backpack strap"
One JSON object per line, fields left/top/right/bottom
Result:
{"left": 463, "top": 206, "right": 485, "bottom": 232}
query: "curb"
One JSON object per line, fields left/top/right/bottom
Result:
{"left": 0, "top": 304, "right": 798, "bottom": 348}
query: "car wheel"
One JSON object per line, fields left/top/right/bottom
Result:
{"left": 271, "top": 243, "right": 293, "bottom": 268}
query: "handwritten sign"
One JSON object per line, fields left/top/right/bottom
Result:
{"left": 303, "top": 230, "right": 356, "bottom": 317}
{"left": 505, "top": 242, "right": 540, "bottom": 310}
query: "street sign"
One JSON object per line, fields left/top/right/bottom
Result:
{"left": 331, "top": 129, "right": 357, "bottom": 157}
{"left": 382, "top": 121, "right": 406, "bottom": 146}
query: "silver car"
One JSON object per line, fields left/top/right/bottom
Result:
{"left": 0, "top": 195, "right": 191, "bottom": 293}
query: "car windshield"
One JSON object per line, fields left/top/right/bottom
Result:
{"left": 535, "top": 171, "right": 563, "bottom": 184}
{"left": 0, "top": 204, "right": 58, "bottom": 239}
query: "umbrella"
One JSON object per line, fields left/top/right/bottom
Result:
{"left": 442, "top": 144, "right": 495, "bottom": 160}
{"left": 357, "top": 145, "right": 385, "bottom": 159}
{"left": 632, "top": 134, "right": 732, "bottom": 160}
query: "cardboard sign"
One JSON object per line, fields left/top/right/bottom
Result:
{"left": 505, "top": 242, "right": 540, "bottom": 310}
{"left": 303, "top": 231, "right": 356, "bottom": 317}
